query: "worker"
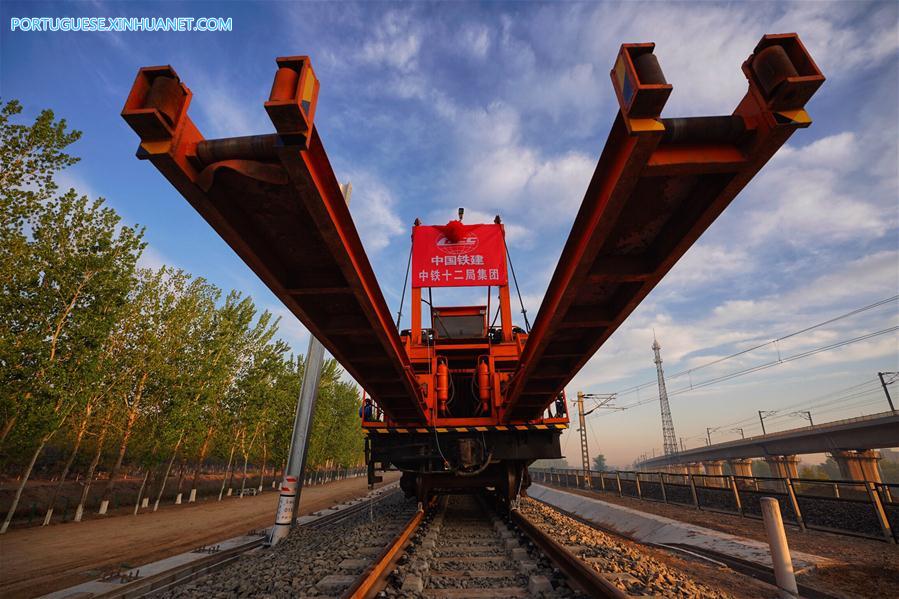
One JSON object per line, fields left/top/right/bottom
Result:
{"left": 554, "top": 393, "right": 567, "bottom": 418}
{"left": 359, "top": 398, "right": 375, "bottom": 422}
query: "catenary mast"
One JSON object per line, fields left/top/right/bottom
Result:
{"left": 653, "top": 333, "right": 679, "bottom": 456}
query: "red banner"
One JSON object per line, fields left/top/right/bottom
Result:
{"left": 412, "top": 223, "right": 507, "bottom": 288}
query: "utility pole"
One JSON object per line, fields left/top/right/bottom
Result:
{"left": 574, "top": 391, "right": 619, "bottom": 486}
{"left": 706, "top": 427, "right": 713, "bottom": 446}
{"left": 652, "top": 333, "right": 679, "bottom": 456}
{"left": 878, "top": 372, "right": 896, "bottom": 412}
{"left": 270, "top": 182, "right": 352, "bottom": 546}
{"left": 732, "top": 427, "right": 745, "bottom": 439}
{"left": 680, "top": 437, "right": 685, "bottom": 452}
{"left": 758, "top": 410, "right": 773, "bottom": 436}
{"left": 794, "top": 411, "right": 813, "bottom": 426}
{"left": 575, "top": 392, "right": 591, "bottom": 487}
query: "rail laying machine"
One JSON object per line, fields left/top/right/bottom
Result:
{"left": 122, "top": 34, "right": 823, "bottom": 502}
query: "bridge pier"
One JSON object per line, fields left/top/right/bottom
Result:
{"left": 702, "top": 460, "right": 726, "bottom": 486}
{"left": 728, "top": 458, "right": 753, "bottom": 478}
{"left": 686, "top": 463, "right": 703, "bottom": 476}
{"left": 764, "top": 455, "right": 800, "bottom": 479}
{"left": 830, "top": 450, "right": 883, "bottom": 483}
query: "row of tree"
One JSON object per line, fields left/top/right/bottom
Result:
{"left": 0, "top": 100, "right": 365, "bottom": 533}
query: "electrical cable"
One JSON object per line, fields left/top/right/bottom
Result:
{"left": 612, "top": 295, "right": 898, "bottom": 398}
{"left": 598, "top": 326, "right": 898, "bottom": 415}
{"left": 503, "top": 235, "right": 531, "bottom": 333}
{"left": 395, "top": 242, "right": 413, "bottom": 329}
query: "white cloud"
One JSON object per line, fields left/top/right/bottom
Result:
{"left": 137, "top": 246, "right": 171, "bottom": 271}
{"left": 662, "top": 244, "right": 753, "bottom": 290}
{"left": 266, "top": 304, "right": 311, "bottom": 355}
{"left": 454, "top": 101, "right": 595, "bottom": 225}
{"left": 193, "top": 80, "right": 272, "bottom": 138}
{"left": 744, "top": 133, "right": 890, "bottom": 245}
{"left": 344, "top": 171, "right": 406, "bottom": 252}
{"left": 359, "top": 10, "right": 422, "bottom": 73}
{"left": 459, "top": 24, "right": 490, "bottom": 58}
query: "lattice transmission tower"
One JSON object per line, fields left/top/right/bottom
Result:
{"left": 652, "top": 333, "right": 679, "bottom": 455}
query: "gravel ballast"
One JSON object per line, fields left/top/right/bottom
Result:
{"left": 162, "top": 490, "right": 417, "bottom": 598}
{"left": 520, "top": 497, "right": 737, "bottom": 598}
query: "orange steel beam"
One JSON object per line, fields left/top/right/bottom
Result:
{"left": 504, "top": 34, "right": 824, "bottom": 422}
{"left": 121, "top": 57, "right": 426, "bottom": 423}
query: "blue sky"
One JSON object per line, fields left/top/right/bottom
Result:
{"left": 3, "top": 1, "right": 897, "bottom": 467}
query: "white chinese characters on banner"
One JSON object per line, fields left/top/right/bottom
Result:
{"left": 412, "top": 223, "right": 507, "bottom": 288}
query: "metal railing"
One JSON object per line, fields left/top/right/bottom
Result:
{"left": 530, "top": 468, "right": 897, "bottom": 543}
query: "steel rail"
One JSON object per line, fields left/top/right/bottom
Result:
{"left": 510, "top": 507, "right": 628, "bottom": 599}
{"left": 342, "top": 505, "right": 427, "bottom": 599}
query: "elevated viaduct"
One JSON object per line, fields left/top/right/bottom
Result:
{"left": 637, "top": 410, "right": 899, "bottom": 482}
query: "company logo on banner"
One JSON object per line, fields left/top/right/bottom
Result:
{"left": 412, "top": 222, "right": 508, "bottom": 288}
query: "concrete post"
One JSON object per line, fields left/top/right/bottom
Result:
{"left": 729, "top": 475, "right": 743, "bottom": 515}
{"left": 760, "top": 497, "right": 799, "bottom": 598}
{"left": 729, "top": 458, "right": 754, "bottom": 478}
{"left": 864, "top": 481, "right": 896, "bottom": 543}
{"left": 784, "top": 478, "right": 805, "bottom": 532}
{"left": 634, "top": 472, "right": 643, "bottom": 499}
{"left": 686, "top": 462, "right": 703, "bottom": 476}
{"left": 688, "top": 474, "right": 700, "bottom": 509}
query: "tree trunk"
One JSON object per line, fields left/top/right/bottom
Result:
{"left": 42, "top": 405, "right": 92, "bottom": 525}
{"left": 218, "top": 442, "right": 236, "bottom": 501}
{"left": 0, "top": 414, "right": 17, "bottom": 446}
{"left": 97, "top": 408, "right": 137, "bottom": 514}
{"left": 1, "top": 435, "right": 49, "bottom": 534}
{"left": 240, "top": 451, "right": 250, "bottom": 497}
{"left": 175, "top": 459, "right": 186, "bottom": 504}
{"left": 189, "top": 425, "right": 214, "bottom": 503}
{"left": 133, "top": 469, "right": 150, "bottom": 515}
{"left": 154, "top": 433, "right": 183, "bottom": 511}
{"left": 75, "top": 417, "right": 110, "bottom": 522}
{"left": 258, "top": 442, "right": 267, "bottom": 492}
{"left": 98, "top": 373, "right": 147, "bottom": 514}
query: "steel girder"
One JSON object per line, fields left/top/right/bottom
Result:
{"left": 503, "top": 34, "right": 824, "bottom": 421}
{"left": 121, "top": 58, "right": 426, "bottom": 423}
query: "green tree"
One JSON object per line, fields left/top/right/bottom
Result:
{"left": 1, "top": 99, "right": 83, "bottom": 446}
{"left": 751, "top": 459, "right": 772, "bottom": 477}
{"left": 306, "top": 361, "right": 365, "bottom": 469}
{"left": 821, "top": 456, "right": 842, "bottom": 480}
{"left": 799, "top": 465, "right": 828, "bottom": 480}
{"left": 592, "top": 454, "right": 607, "bottom": 472}
{"left": 0, "top": 190, "right": 143, "bottom": 532}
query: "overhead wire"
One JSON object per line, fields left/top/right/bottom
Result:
{"left": 610, "top": 295, "right": 898, "bottom": 399}
{"left": 598, "top": 325, "right": 898, "bottom": 415}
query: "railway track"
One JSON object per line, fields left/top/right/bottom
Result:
{"left": 374, "top": 494, "right": 624, "bottom": 598}
{"left": 74, "top": 487, "right": 735, "bottom": 598}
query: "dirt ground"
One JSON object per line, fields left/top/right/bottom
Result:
{"left": 0, "top": 471, "right": 401, "bottom": 598}
{"left": 542, "top": 484, "right": 899, "bottom": 598}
